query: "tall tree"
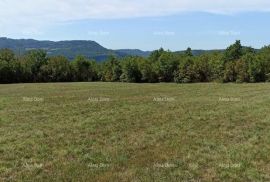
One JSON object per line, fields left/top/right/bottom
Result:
{"left": 139, "top": 58, "right": 158, "bottom": 83}
{"left": 71, "top": 55, "right": 97, "bottom": 81}
{"left": 0, "top": 49, "right": 16, "bottom": 83}
{"left": 156, "top": 51, "right": 178, "bottom": 82}
{"left": 185, "top": 47, "right": 193, "bottom": 57}
{"left": 120, "top": 57, "right": 142, "bottom": 83}
{"left": 223, "top": 40, "right": 243, "bottom": 62}
{"left": 43, "top": 56, "right": 71, "bottom": 82}
{"left": 174, "top": 57, "right": 197, "bottom": 83}
{"left": 24, "top": 49, "right": 48, "bottom": 82}
{"left": 101, "top": 56, "right": 122, "bottom": 82}
{"left": 149, "top": 48, "right": 164, "bottom": 62}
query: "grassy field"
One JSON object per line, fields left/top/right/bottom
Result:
{"left": 0, "top": 82, "right": 270, "bottom": 181}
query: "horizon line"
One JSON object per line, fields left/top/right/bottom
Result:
{"left": 0, "top": 36, "right": 268, "bottom": 52}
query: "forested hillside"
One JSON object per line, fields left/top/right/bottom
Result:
{"left": 0, "top": 37, "right": 152, "bottom": 61}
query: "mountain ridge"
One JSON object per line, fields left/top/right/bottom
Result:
{"left": 0, "top": 37, "right": 223, "bottom": 61}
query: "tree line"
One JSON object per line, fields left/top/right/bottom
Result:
{"left": 1, "top": 40, "right": 270, "bottom": 84}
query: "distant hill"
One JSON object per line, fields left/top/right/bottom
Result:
{"left": 0, "top": 37, "right": 151, "bottom": 61}
{"left": 115, "top": 49, "right": 152, "bottom": 57}
{"left": 0, "top": 37, "right": 229, "bottom": 61}
{"left": 175, "top": 49, "right": 224, "bottom": 56}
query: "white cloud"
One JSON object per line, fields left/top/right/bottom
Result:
{"left": 0, "top": 0, "right": 270, "bottom": 33}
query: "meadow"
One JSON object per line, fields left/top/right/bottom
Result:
{"left": 0, "top": 82, "right": 269, "bottom": 181}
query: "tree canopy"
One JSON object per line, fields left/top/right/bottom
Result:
{"left": 1, "top": 40, "right": 270, "bottom": 84}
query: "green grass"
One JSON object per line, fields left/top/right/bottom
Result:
{"left": 0, "top": 82, "right": 270, "bottom": 181}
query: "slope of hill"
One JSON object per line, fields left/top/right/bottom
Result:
{"left": 0, "top": 37, "right": 150, "bottom": 61}
{"left": 0, "top": 37, "right": 230, "bottom": 61}
{"left": 115, "top": 49, "right": 152, "bottom": 57}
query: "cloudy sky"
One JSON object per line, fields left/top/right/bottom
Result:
{"left": 1, "top": 0, "right": 270, "bottom": 50}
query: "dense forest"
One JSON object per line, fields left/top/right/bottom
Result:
{"left": 1, "top": 40, "right": 270, "bottom": 84}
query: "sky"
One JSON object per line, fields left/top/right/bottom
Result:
{"left": 0, "top": 0, "right": 270, "bottom": 51}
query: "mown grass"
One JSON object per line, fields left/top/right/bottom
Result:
{"left": 0, "top": 82, "right": 270, "bottom": 181}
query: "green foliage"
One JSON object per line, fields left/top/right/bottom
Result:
{"left": 0, "top": 48, "right": 16, "bottom": 62}
{"left": 174, "top": 57, "right": 197, "bottom": 83}
{"left": 71, "top": 55, "right": 98, "bottom": 82}
{"left": 149, "top": 48, "right": 164, "bottom": 62}
{"left": 120, "top": 57, "right": 142, "bottom": 83}
{"left": 223, "top": 61, "right": 237, "bottom": 82}
{"left": 193, "top": 55, "right": 212, "bottom": 82}
{"left": 235, "top": 59, "right": 250, "bottom": 83}
{"left": 0, "top": 49, "right": 16, "bottom": 83}
{"left": 0, "top": 58, "right": 11, "bottom": 83}
{"left": 207, "top": 52, "right": 224, "bottom": 82}
{"left": 24, "top": 49, "right": 48, "bottom": 82}
{"left": 138, "top": 58, "right": 158, "bottom": 83}
{"left": 245, "top": 53, "right": 265, "bottom": 82}
{"left": 101, "top": 56, "right": 122, "bottom": 82}
{"left": 257, "top": 46, "right": 270, "bottom": 82}
{"left": 185, "top": 47, "right": 193, "bottom": 57}
{"left": 223, "top": 40, "right": 243, "bottom": 62}
{"left": 1, "top": 41, "right": 270, "bottom": 84}
{"left": 156, "top": 51, "right": 178, "bottom": 82}
{"left": 42, "top": 56, "right": 71, "bottom": 82}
